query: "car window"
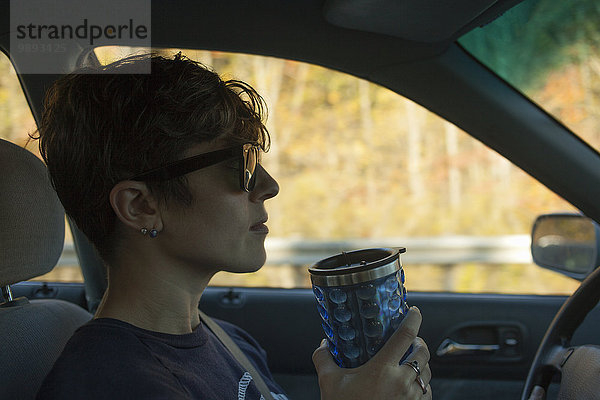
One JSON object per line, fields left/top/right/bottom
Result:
{"left": 0, "top": 54, "right": 36, "bottom": 148}
{"left": 459, "top": 0, "right": 600, "bottom": 155}
{"left": 95, "top": 47, "right": 582, "bottom": 295}
{"left": 0, "top": 52, "right": 83, "bottom": 283}
{"left": 11, "top": 46, "right": 580, "bottom": 295}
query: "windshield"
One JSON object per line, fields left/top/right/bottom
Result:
{"left": 459, "top": 0, "right": 600, "bottom": 153}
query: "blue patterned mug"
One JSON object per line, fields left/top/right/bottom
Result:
{"left": 309, "top": 247, "right": 409, "bottom": 368}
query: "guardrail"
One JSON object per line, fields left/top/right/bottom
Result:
{"left": 56, "top": 235, "right": 533, "bottom": 267}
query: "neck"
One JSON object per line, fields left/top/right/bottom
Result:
{"left": 95, "top": 260, "right": 214, "bottom": 335}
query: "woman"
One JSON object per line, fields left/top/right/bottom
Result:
{"left": 34, "top": 52, "right": 432, "bottom": 399}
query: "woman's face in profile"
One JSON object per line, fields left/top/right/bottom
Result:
{"left": 156, "top": 141, "right": 280, "bottom": 276}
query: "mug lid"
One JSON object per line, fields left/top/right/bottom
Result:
{"left": 308, "top": 247, "right": 405, "bottom": 276}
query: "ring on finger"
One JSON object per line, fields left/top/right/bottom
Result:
{"left": 401, "top": 360, "right": 421, "bottom": 376}
{"left": 401, "top": 360, "right": 427, "bottom": 395}
{"left": 415, "top": 376, "right": 427, "bottom": 395}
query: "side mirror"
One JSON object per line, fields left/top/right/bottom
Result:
{"left": 531, "top": 213, "right": 600, "bottom": 281}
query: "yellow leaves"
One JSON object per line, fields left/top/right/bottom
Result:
{"left": 537, "top": 65, "right": 586, "bottom": 123}
{"left": 2, "top": 48, "right": 588, "bottom": 293}
{"left": 327, "top": 90, "right": 341, "bottom": 105}
{"left": 0, "top": 55, "right": 36, "bottom": 144}
{"left": 531, "top": 53, "right": 600, "bottom": 151}
{"left": 0, "top": 88, "right": 8, "bottom": 103}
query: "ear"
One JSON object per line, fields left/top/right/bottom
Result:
{"left": 109, "top": 181, "right": 163, "bottom": 233}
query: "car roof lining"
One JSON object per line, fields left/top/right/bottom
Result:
{"left": 323, "top": 0, "right": 500, "bottom": 43}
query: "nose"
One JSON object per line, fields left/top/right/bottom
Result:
{"left": 250, "top": 164, "right": 279, "bottom": 201}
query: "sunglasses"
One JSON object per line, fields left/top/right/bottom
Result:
{"left": 128, "top": 142, "right": 262, "bottom": 192}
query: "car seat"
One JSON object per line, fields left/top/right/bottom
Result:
{"left": 0, "top": 138, "right": 92, "bottom": 399}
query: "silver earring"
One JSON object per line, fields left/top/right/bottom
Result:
{"left": 149, "top": 229, "right": 158, "bottom": 238}
{"left": 140, "top": 228, "right": 148, "bottom": 235}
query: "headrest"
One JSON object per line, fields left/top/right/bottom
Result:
{"left": 0, "top": 139, "right": 65, "bottom": 286}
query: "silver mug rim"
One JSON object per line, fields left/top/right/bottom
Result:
{"left": 309, "top": 247, "right": 405, "bottom": 286}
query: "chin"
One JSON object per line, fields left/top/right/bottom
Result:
{"left": 245, "top": 264, "right": 264, "bottom": 273}
{"left": 224, "top": 263, "right": 264, "bottom": 274}
{"left": 228, "top": 254, "right": 267, "bottom": 273}
{"left": 243, "top": 256, "right": 267, "bottom": 272}
{"left": 224, "top": 247, "right": 267, "bottom": 273}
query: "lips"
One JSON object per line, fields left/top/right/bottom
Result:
{"left": 250, "top": 217, "right": 269, "bottom": 233}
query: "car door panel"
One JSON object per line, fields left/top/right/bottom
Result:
{"left": 200, "top": 287, "right": 600, "bottom": 399}
{"left": 13, "top": 282, "right": 600, "bottom": 399}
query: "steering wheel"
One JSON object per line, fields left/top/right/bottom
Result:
{"left": 521, "top": 265, "right": 600, "bottom": 399}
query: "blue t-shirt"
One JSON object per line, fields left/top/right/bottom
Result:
{"left": 37, "top": 317, "right": 288, "bottom": 400}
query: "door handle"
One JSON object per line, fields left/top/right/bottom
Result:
{"left": 436, "top": 338, "right": 500, "bottom": 357}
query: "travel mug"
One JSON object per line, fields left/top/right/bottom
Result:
{"left": 309, "top": 247, "right": 409, "bottom": 368}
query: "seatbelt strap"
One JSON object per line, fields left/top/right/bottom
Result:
{"left": 199, "top": 311, "right": 276, "bottom": 400}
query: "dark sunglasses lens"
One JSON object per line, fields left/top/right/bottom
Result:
{"left": 243, "top": 145, "right": 259, "bottom": 191}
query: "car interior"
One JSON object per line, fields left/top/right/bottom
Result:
{"left": 2, "top": 0, "right": 600, "bottom": 399}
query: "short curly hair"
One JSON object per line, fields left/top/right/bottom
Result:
{"left": 33, "top": 52, "right": 270, "bottom": 263}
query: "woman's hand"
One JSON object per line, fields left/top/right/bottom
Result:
{"left": 312, "top": 307, "right": 432, "bottom": 400}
